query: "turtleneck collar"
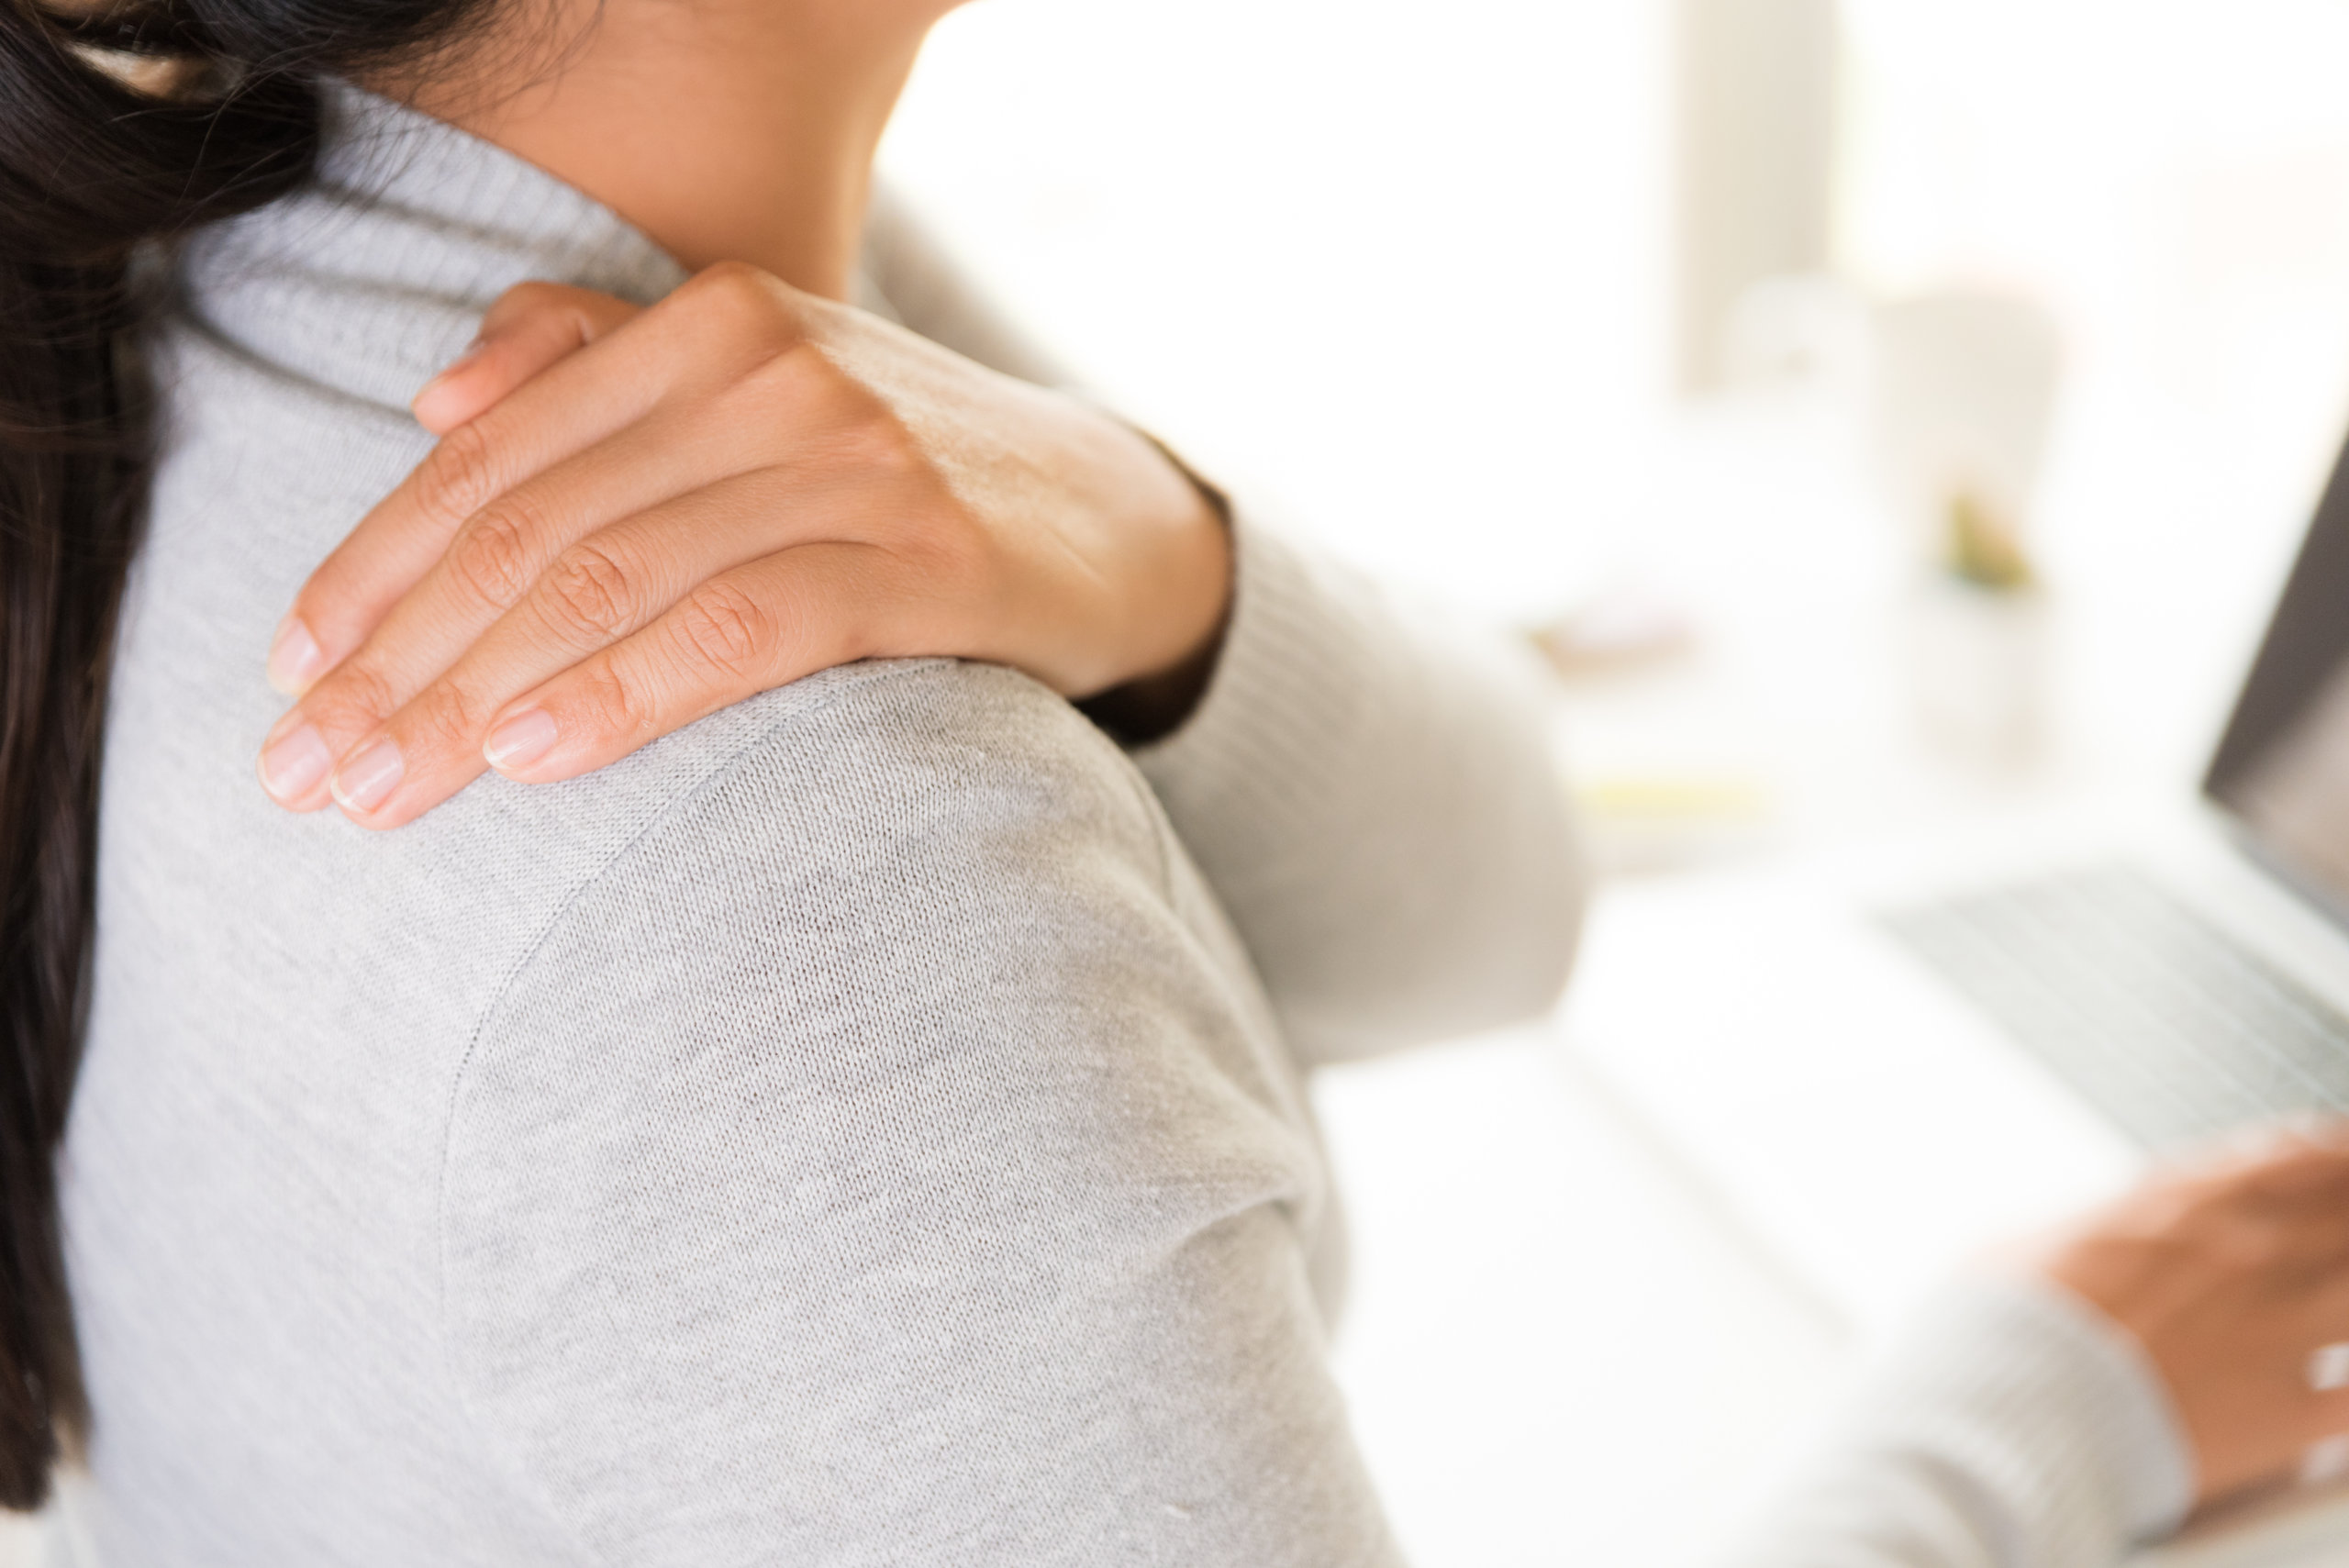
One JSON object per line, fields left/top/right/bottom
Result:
{"left": 176, "top": 82, "right": 690, "bottom": 417}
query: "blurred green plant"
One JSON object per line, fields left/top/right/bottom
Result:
{"left": 1944, "top": 489, "right": 2034, "bottom": 592}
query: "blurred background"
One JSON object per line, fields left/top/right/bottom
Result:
{"left": 876, "top": 3, "right": 2349, "bottom": 1565}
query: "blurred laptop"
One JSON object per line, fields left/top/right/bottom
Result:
{"left": 1571, "top": 430, "right": 2349, "bottom": 1565}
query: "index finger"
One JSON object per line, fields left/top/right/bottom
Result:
{"left": 265, "top": 284, "right": 644, "bottom": 695}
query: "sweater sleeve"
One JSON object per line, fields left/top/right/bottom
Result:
{"left": 1721, "top": 1277, "right": 2196, "bottom": 1568}
{"left": 863, "top": 191, "right": 1587, "bottom": 1066}
{"left": 1130, "top": 518, "right": 1586, "bottom": 1065}
{"left": 437, "top": 660, "right": 1403, "bottom": 1568}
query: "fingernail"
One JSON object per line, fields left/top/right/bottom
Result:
{"left": 419, "top": 337, "right": 487, "bottom": 389}
{"left": 484, "top": 709, "right": 559, "bottom": 773}
{"left": 266, "top": 617, "right": 326, "bottom": 695}
{"left": 412, "top": 341, "right": 487, "bottom": 419}
{"left": 262, "top": 705, "right": 308, "bottom": 747}
{"left": 258, "top": 724, "right": 333, "bottom": 803}
{"left": 331, "top": 737, "right": 406, "bottom": 815}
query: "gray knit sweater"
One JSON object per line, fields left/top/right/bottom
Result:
{"left": 46, "top": 85, "right": 2190, "bottom": 1567}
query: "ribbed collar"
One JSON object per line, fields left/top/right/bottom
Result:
{"left": 177, "top": 82, "right": 690, "bottom": 415}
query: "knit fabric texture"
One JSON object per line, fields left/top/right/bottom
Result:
{"left": 47, "top": 82, "right": 2187, "bottom": 1568}
{"left": 1716, "top": 1276, "right": 2194, "bottom": 1567}
{"left": 52, "top": 85, "right": 1577, "bottom": 1566}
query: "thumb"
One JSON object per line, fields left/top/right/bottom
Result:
{"left": 411, "top": 283, "right": 644, "bottom": 436}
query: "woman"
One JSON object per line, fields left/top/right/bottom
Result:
{"left": 3, "top": 0, "right": 2347, "bottom": 1562}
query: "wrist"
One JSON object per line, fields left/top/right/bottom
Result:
{"left": 1079, "top": 432, "right": 1233, "bottom": 744}
{"left": 1077, "top": 609, "right": 1230, "bottom": 744}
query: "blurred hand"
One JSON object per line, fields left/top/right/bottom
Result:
{"left": 2028, "top": 1127, "right": 2349, "bottom": 1507}
{"left": 254, "top": 262, "right": 1232, "bottom": 828}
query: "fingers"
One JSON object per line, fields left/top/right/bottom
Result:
{"left": 269, "top": 300, "right": 665, "bottom": 700}
{"left": 2113, "top": 1162, "right": 2349, "bottom": 1504}
{"left": 268, "top": 272, "right": 823, "bottom": 705}
{"left": 2210, "top": 1131, "right": 2349, "bottom": 1227}
{"left": 2036, "top": 1119, "right": 2349, "bottom": 1507}
{"left": 2168, "top": 1132, "right": 2349, "bottom": 1278}
{"left": 2232, "top": 1269, "right": 2349, "bottom": 1482}
{"left": 2142, "top": 1123, "right": 2349, "bottom": 1218}
{"left": 312, "top": 520, "right": 890, "bottom": 832}
{"left": 411, "top": 284, "right": 641, "bottom": 437}
{"left": 488, "top": 544, "right": 891, "bottom": 784}
{"left": 258, "top": 417, "right": 747, "bottom": 813}
{"left": 257, "top": 263, "right": 882, "bottom": 827}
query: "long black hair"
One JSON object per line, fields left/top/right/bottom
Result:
{"left": 0, "top": 0, "right": 485, "bottom": 1507}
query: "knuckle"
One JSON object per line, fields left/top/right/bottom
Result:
{"left": 306, "top": 658, "right": 401, "bottom": 737}
{"left": 833, "top": 405, "right": 950, "bottom": 506}
{"left": 839, "top": 403, "right": 927, "bottom": 475}
{"left": 447, "top": 500, "right": 545, "bottom": 611}
{"left": 411, "top": 679, "right": 495, "bottom": 752}
{"left": 674, "top": 580, "right": 777, "bottom": 680}
{"left": 413, "top": 421, "right": 500, "bottom": 530}
{"left": 676, "top": 262, "right": 799, "bottom": 355}
{"left": 688, "top": 260, "right": 774, "bottom": 310}
{"left": 573, "top": 661, "right": 658, "bottom": 739}
{"left": 714, "top": 340, "right": 842, "bottom": 436}
{"left": 540, "top": 542, "right": 642, "bottom": 642}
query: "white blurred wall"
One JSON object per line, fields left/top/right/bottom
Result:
{"left": 1841, "top": 1, "right": 2349, "bottom": 784}
{"left": 881, "top": 0, "right": 1674, "bottom": 622}
{"left": 886, "top": 0, "right": 2349, "bottom": 795}
{"left": 1675, "top": 0, "right": 1837, "bottom": 393}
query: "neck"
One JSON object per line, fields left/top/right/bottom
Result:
{"left": 399, "top": 2, "right": 943, "bottom": 300}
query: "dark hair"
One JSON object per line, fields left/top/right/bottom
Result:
{"left": 0, "top": 0, "right": 482, "bottom": 1507}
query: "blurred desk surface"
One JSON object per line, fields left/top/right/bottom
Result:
{"left": 1317, "top": 1027, "right": 1846, "bottom": 1568}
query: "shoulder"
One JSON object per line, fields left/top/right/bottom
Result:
{"left": 718, "top": 652, "right": 1168, "bottom": 868}
{"left": 437, "top": 656, "right": 1290, "bottom": 1264}
{"left": 433, "top": 660, "right": 1330, "bottom": 1562}
{"left": 568, "top": 654, "right": 1175, "bottom": 942}
{"left": 451, "top": 654, "right": 1182, "bottom": 1057}
{"left": 436, "top": 650, "right": 1308, "bottom": 1276}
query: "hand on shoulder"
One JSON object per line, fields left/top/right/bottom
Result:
{"left": 254, "top": 262, "right": 1233, "bottom": 830}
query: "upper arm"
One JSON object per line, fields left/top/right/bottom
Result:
{"left": 1137, "top": 522, "right": 1588, "bottom": 1064}
{"left": 439, "top": 663, "right": 1400, "bottom": 1568}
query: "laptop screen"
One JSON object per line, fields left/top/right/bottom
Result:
{"left": 2207, "top": 433, "right": 2349, "bottom": 917}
